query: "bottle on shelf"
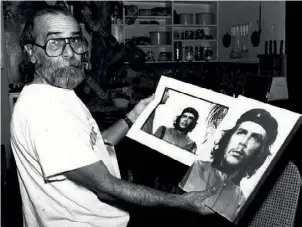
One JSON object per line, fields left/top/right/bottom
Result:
{"left": 174, "top": 41, "right": 183, "bottom": 61}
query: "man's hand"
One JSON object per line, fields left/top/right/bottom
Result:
{"left": 180, "top": 191, "right": 215, "bottom": 215}
{"left": 127, "top": 94, "right": 155, "bottom": 123}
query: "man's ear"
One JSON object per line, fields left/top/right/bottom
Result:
{"left": 24, "top": 44, "right": 36, "bottom": 64}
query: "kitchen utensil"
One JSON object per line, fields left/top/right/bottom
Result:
{"left": 251, "top": 2, "right": 262, "bottom": 47}
{"left": 265, "top": 41, "right": 268, "bottom": 55}
{"left": 242, "top": 24, "right": 249, "bottom": 57}
{"left": 269, "top": 40, "right": 273, "bottom": 55}
{"left": 196, "top": 13, "right": 213, "bottom": 25}
{"left": 273, "top": 40, "right": 277, "bottom": 55}
{"left": 149, "top": 31, "right": 170, "bottom": 45}
{"left": 230, "top": 26, "right": 237, "bottom": 59}
{"left": 222, "top": 31, "right": 231, "bottom": 48}
{"left": 179, "top": 13, "right": 193, "bottom": 25}
{"left": 279, "top": 40, "right": 284, "bottom": 55}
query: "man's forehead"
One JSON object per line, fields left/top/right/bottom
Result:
{"left": 34, "top": 13, "right": 80, "bottom": 39}
{"left": 238, "top": 121, "right": 267, "bottom": 136}
{"left": 182, "top": 112, "right": 195, "bottom": 118}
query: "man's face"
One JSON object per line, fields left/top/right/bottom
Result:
{"left": 223, "top": 121, "right": 267, "bottom": 167}
{"left": 32, "top": 13, "right": 85, "bottom": 89}
{"left": 178, "top": 112, "right": 195, "bottom": 130}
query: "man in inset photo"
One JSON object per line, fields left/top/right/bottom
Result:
{"left": 153, "top": 107, "right": 199, "bottom": 154}
{"left": 178, "top": 108, "right": 278, "bottom": 222}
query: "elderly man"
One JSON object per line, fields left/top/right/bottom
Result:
{"left": 178, "top": 108, "right": 278, "bottom": 222}
{"left": 10, "top": 6, "right": 213, "bottom": 227}
{"left": 154, "top": 107, "right": 199, "bottom": 154}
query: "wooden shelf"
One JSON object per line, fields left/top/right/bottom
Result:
{"left": 125, "top": 16, "right": 171, "bottom": 19}
{"left": 173, "top": 24, "right": 217, "bottom": 28}
{"left": 174, "top": 39, "right": 216, "bottom": 42}
{"left": 119, "top": 1, "right": 219, "bottom": 63}
{"left": 137, "top": 45, "right": 172, "bottom": 48}
{"left": 125, "top": 60, "right": 218, "bottom": 64}
{"left": 125, "top": 24, "right": 172, "bottom": 28}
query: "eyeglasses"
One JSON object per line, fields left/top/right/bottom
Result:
{"left": 27, "top": 37, "right": 89, "bottom": 57}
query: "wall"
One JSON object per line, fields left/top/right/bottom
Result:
{"left": 1, "top": 2, "right": 13, "bottom": 169}
{"left": 218, "top": 1, "right": 285, "bottom": 62}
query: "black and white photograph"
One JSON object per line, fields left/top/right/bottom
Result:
{"left": 127, "top": 76, "right": 237, "bottom": 165}
{"left": 179, "top": 95, "right": 301, "bottom": 223}
{"left": 141, "top": 88, "right": 229, "bottom": 156}
{"left": 2, "top": 1, "right": 302, "bottom": 227}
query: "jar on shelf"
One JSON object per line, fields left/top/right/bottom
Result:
{"left": 158, "top": 52, "right": 169, "bottom": 61}
{"left": 185, "top": 30, "right": 194, "bottom": 40}
{"left": 204, "top": 46, "right": 214, "bottom": 61}
{"left": 174, "top": 41, "right": 183, "bottom": 61}
{"left": 184, "top": 46, "right": 194, "bottom": 61}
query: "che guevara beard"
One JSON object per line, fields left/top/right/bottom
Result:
{"left": 36, "top": 57, "right": 85, "bottom": 90}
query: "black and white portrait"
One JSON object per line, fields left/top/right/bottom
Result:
{"left": 127, "top": 76, "right": 237, "bottom": 165}
{"left": 179, "top": 95, "right": 301, "bottom": 223}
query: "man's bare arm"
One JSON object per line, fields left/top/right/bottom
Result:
{"left": 102, "top": 96, "right": 153, "bottom": 146}
{"left": 64, "top": 160, "right": 214, "bottom": 214}
{"left": 101, "top": 118, "right": 131, "bottom": 146}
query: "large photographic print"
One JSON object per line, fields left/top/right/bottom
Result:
{"left": 178, "top": 95, "right": 301, "bottom": 223}
{"left": 127, "top": 76, "right": 237, "bottom": 166}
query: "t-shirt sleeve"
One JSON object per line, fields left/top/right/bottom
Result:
{"left": 29, "top": 107, "right": 101, "bottom": 181}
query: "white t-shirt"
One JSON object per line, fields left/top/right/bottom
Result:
{"left": 10, "top": 84, "right": 130, "bottom": 227}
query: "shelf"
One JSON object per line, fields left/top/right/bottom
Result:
{"left": 174, "top": 39, "right": 216, "bottom": 42}
{"left": 125, "top": 60, "right": 218, "bottom": 64}
{"left": 137, "top": 45, "right": 172, "bottom": 48}
{"left": 173, "top": 24, "right": 217, "bottom": 28}
{"left": 123, "top": 1, "right": 172, "bottom": 6}
{"left": 120, "top": 1, "right": 219, "bottom": 63}
{"left": 125, "top": 24, "right": 172, "bottom": 28}
{"left": 219, "top": 59, "right": 259, "bottom": 64}
{"left": 176, "top": 60, "right": 218, "bottom": 63}
{"left": 125, "top": 16, "right": 172, "bottom": 19}
{"left": 173, "top": 1, "right": 217, "bottom": 5}
{"left": 124, "top": 24, "right": 216, "bottom": 28}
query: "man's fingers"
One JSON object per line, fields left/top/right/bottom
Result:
{"left": 141, "top": 94, "right": 155, "bottom": 105}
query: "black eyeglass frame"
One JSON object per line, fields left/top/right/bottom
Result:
{"left": 26, "top": 37, "right": 89, "bottom": 57}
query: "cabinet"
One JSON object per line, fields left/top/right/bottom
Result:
{"left": 112, "top": 1, "right": 218, "bottom": 63}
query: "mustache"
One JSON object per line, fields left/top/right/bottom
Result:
{"left": 37, "top": 58, "right": 85, "bottom": 89}
{"left": 228, "top": 148, "right": 245, "bottom": 157}
{"left": 56, "top": 58, "right": 82, "bottom": 68}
